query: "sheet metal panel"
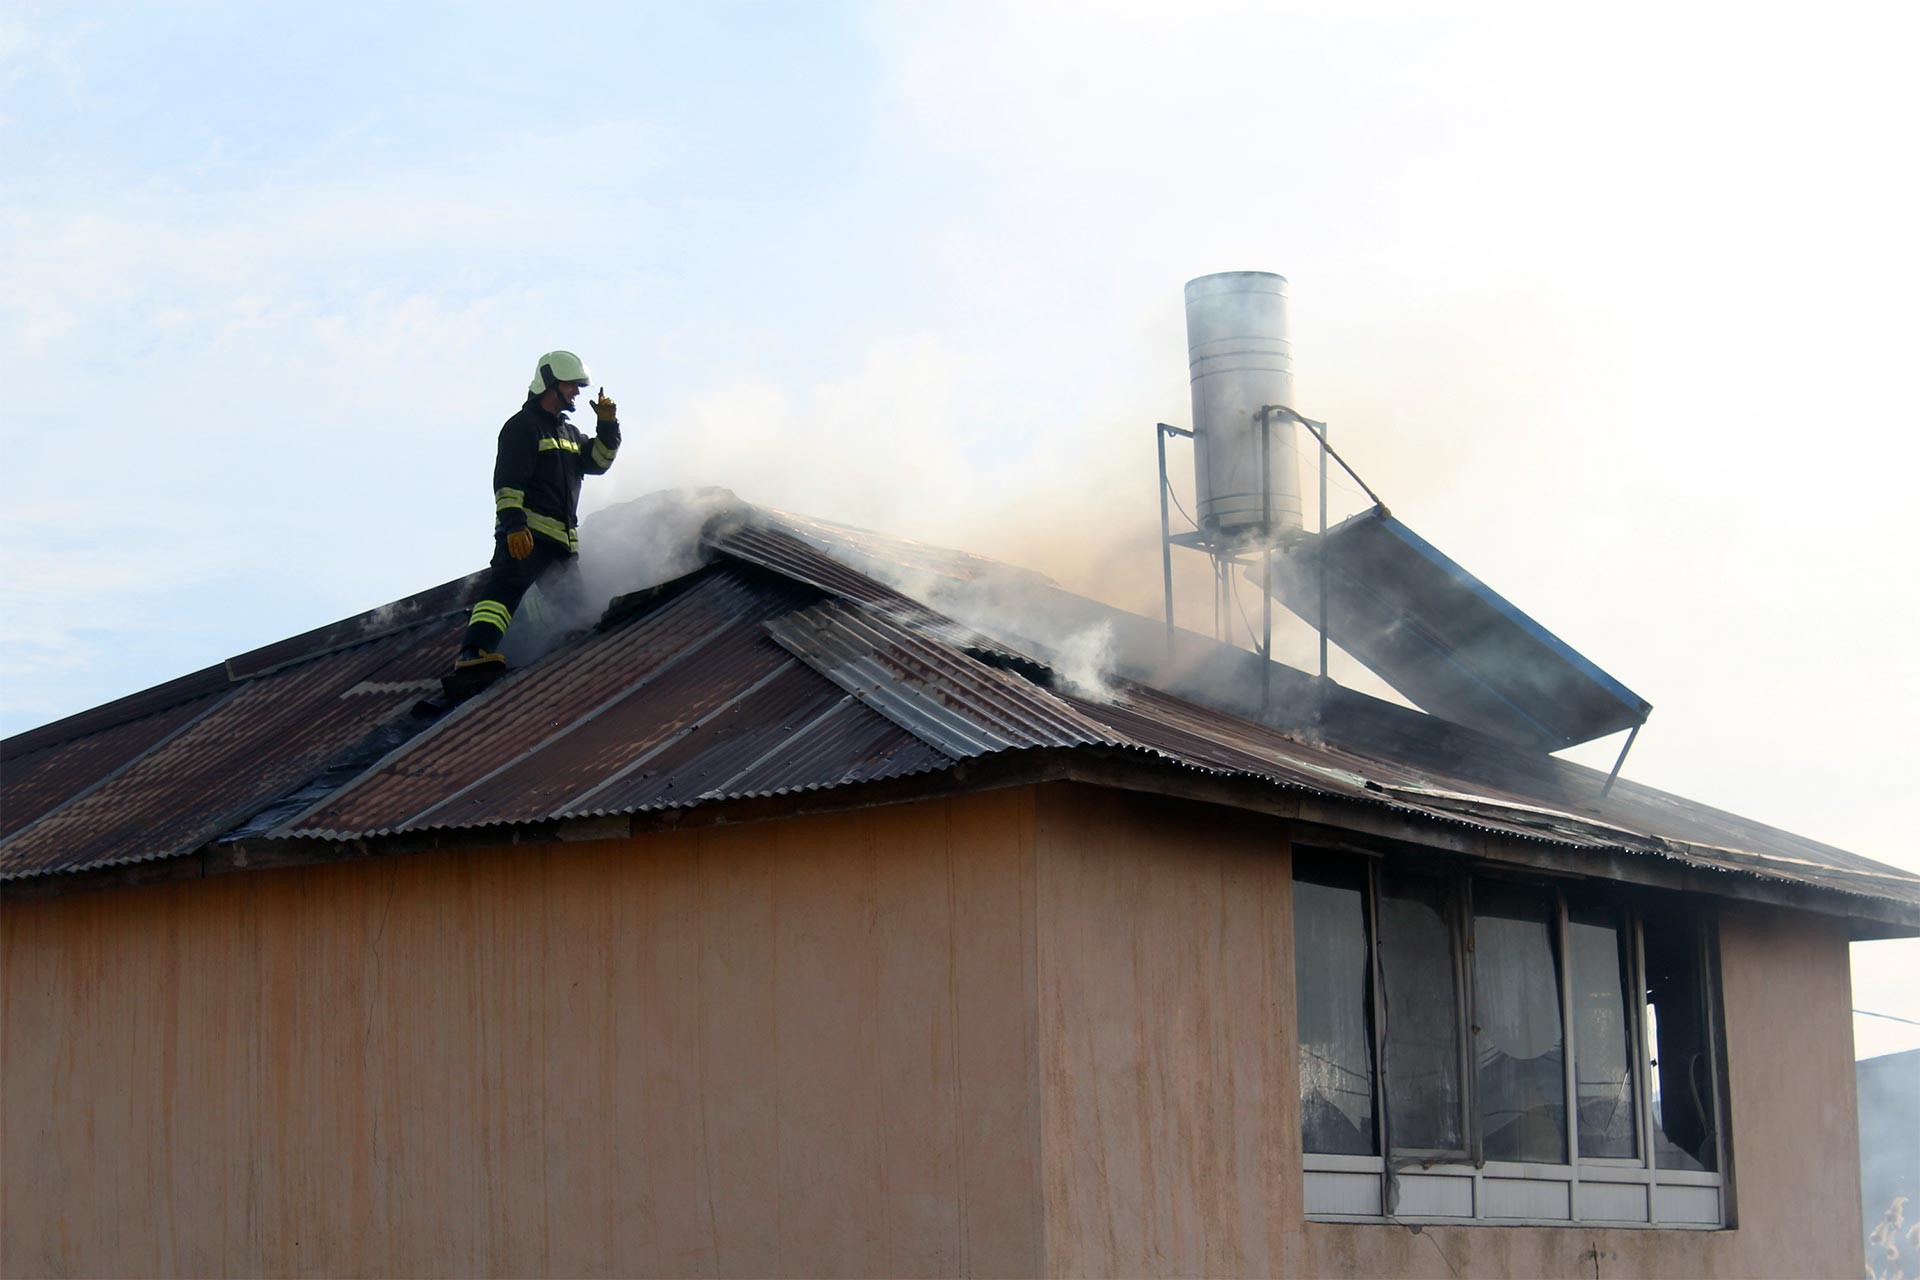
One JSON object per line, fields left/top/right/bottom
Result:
{"left": 1264, "top": 508, "right": 1651, "bottom": 750}
{"left": 2, "top": 663, "right": 232, "bottom": 759}
{"left": 401, "top": 628, "right": 795, "bottom": 832}
{"left": 287, "top": 572, "right": 804, "bottom": 838}
{"left": 0, "top": 620, "right": 457, "bottom": 880}
{"left": 1, "top": 687, "right": 230, "bottom": 838}
{"left": 712, "top": 523, "right": 1029, "bottom": 664}
{"left": 713, "top": 695, "right": 948, "bottom": 798}
{"left": 1070, "top": 683, "right": 1402, "bottom": 802}
{"left": 567, "top": 664, "right": 872, "bottom": 815}
{"left": 766, "top": 599, "right": 1119, "bottom": 758}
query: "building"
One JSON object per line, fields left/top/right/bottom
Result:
{"left": 5, "top": 494, "right": 1916, "bottom": 1278}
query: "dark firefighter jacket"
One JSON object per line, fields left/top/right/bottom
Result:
{"left": 492, "top": 398, "right": 620, "bottom": 553}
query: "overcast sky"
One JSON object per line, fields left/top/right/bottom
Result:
{"left": 3, "top": 1, "right": 1916, "bottom": 1054}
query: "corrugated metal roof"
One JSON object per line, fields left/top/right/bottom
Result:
{"left": 767, "top": 599, "right": 1116, "bottom": 758}
{"left": 5, "top": 498, "right": 1917, "bottom": 932}
{"left": 2, "top": 662, "right": 232, "bottom": 759}
{"left": 283, "top": 571, "right": 810, "bottom": 837}
{"left": 2, "top": 616, "right": 457, "bottom": 880}
{"left": 706, "top": 694, "right": 946, "bottom": 799}
{"left": 711, "top": 521, "right": 1030, "bottom": 665}
{"left": 0, "top": 686, "right": 232, "bottom": 838}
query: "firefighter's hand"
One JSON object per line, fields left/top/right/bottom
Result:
{"left": 507, "top": 529, "right": 535, "bottom": 561}
{"left": 591, "top": 387, "right": 618, "bottom": 424}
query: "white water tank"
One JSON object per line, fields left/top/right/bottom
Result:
{"left": 1184, "top": 271, "right": 1302, "bottom": 542}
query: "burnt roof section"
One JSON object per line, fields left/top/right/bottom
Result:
{"left": 4, "top": 500, "right": 1916, "bottom": 935}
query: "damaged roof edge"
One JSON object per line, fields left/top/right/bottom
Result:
{"left": 7, "top": 742, "right": 1916, "bottom": 939}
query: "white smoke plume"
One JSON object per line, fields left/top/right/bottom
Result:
{"left": 1047, "top": 621, "right": 1119, "bottom": 701}
{"left": 495, "top": 487, "right": 741, "bottom": 668}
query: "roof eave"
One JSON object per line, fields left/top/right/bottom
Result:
{"left": 8, "top": 744, "right": 1916, "bottom": 939}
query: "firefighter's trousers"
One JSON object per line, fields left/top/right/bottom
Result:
{"left": 460, "top": 532, "right": 581, "bottom": 656}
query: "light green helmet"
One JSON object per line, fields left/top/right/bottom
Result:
{"left": 528, "top": 349, "right": 592, "bottom": 396}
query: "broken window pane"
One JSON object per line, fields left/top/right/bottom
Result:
{"left": 1643, "top": 909, "right": 1718, "bottom": 1172}
{"left": 1570, "top": 907, "right": 1638, "bottom": 1159}
{"left": 1292, "top": 856, "right": 1377, "bottom": 1155}
{"left": 1378, "top": 869, "right": 1465, "bottom": 1154}
{"left": 1471, "top": 881, "right": 1567, "bottom": 1164}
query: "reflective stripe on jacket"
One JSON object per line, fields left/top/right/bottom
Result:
{"left": 490, "top": 397, "right": 619, "bottom": 551}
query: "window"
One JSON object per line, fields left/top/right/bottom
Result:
{"left": 1293, "top": 862, "right": 1377, "bottom": 1156}
{"left": 1570, "top": 906, "right": 1639, "bottom": 1159}
{"left": 1378, "top": 870, "right": 1469, "bottom": 1157}
{"left": 1292, "top": 851, "right": 1728, "bottom": 1227}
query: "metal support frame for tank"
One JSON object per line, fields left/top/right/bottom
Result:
{"left": 1158, "top": 407, "right": 1385, "bottom": 714}
{"left": 1155, "top": 416, "right": 1304, "bottom": 714}
{"left": 1261, "top": 404, "right": 1393, "bottom": 682}
{"left": 1156, "top": 423, "right": 1190, "bottom": 658}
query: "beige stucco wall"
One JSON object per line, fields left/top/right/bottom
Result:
{"left": 2, "top": 790, "right": 1042, "bottom": 1279}
{"left": 1030, "top": 783, "right": 1867, "bottom": 1279}
{"left": 3, "top": 780, "right": 1869, "bottom": 1278}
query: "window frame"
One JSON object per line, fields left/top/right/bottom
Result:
{"left": 1295, "top": 850, "right": 1732, "bottom": 1229}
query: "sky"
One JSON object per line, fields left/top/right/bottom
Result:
{"left": 2, "top": 1, "right": 1917, "bottom": 1055}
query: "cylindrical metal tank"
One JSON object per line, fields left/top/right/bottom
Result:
{"left": 1184, "top": 271, "right": 1302, "bottom": 542}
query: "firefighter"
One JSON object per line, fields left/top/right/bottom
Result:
{"left": 450, "top": 350, "right": 621, "bottom": 680}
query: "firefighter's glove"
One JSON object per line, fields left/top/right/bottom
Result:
{"left": 591, "top": 388, "right": 618, "bottom": 426}
{"left": 591, "top": 388, "right": 621, "bottom": 448}
{"left": 506, "top": 528, "right": 535, "bottom": 561}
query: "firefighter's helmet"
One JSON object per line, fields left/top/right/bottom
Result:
{"left": 529, "top": 350, "right": 592, "bottom": 396}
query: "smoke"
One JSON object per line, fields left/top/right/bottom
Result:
{"left": 570, "top": 317, "right": 1430, "bottom": 723}
{"left": 479, "top": 477, "right": 1136, "bottom": 707}
{"left": 1048, "top": 621, "right": 1119, "bottom": 701}
{"left": 354, "top": 596, "right": 440, "bottom": 638}
{"left": 495, "top": 486, "right": 742, "bottom": 668}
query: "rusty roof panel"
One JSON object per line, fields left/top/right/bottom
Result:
{"left": 564, "top": 660, "right": 844, "bottom": 815}
{"left": 1062, "top": 685, "right": 1920, "bottom": 911}
{"left": 766, "top": 600, "right": 1116, "bottom": 758}
{"left": 0, "top": 620, "right": 457, "bottom": 880}
{"left": 1071, "top": 684, "right": 1391, "bottom": 801}
{"left": 401, "top": 629, "right": 796, "bottom": 832}
{"left": 1, "top": 686, "right": 230, "bottom": 839}
{"left": 710, "top": 694, "right": 949, "bottom": 798}
{"left": 711, "top": 522, "right": 1028, "bottom": 663}
{"left": 286, "top": 571, "right": 809, "bottom": 837}
{"left": 2, "top": 663, "right": 233, "bottom": 759}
